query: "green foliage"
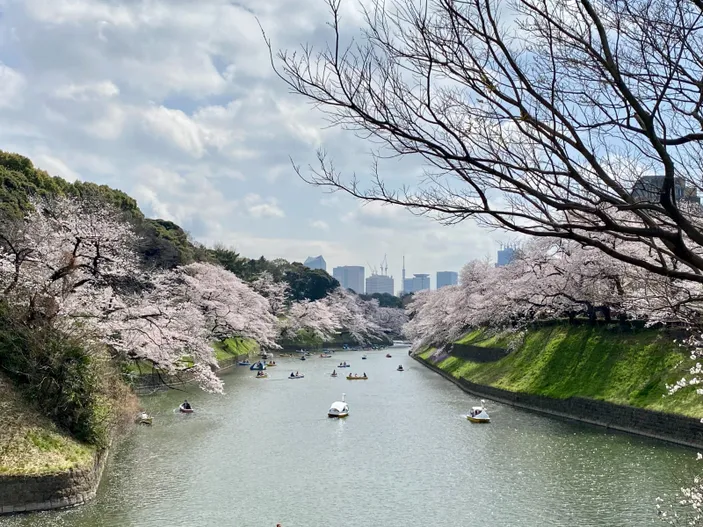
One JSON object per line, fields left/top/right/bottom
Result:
{"left": 360, "top": 292, "right": 403, "bottom": 308}
{"left": 0, "top": 304, "right": 117, "bottom": 447}
{"left": 427, "top": 325, "right": 703, "bottom": 417}
{"left": 284, "top": 263, "right": 339, "bottom": 301}
{"left": 213, "top": 337, "right": 259, "bottom": 360}
{"left": 0, "top": 151, "right": 142, "bottom": 219}
{"left": 0, "top": 373, "right": 96, "bottom": 476}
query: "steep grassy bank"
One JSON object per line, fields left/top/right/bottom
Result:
{"left": 0, "top": 374, "right": 95, "bottom": 476}
{"left": 420, "top": 325, "right": 703, "bottom": 418}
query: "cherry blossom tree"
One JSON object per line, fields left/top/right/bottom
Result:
{"left": 0, "top": 197, "right": 281, "bottom": 393}
{"left": 251, "top": 271, "right": 290, "bottom": 316}
{"left": 281, "top": 298, "right": 339, "bottom": 341}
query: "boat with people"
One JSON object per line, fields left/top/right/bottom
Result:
{"left": 328, "top": 393, "right": 349, "bottom": 418}
{"left": 320, "top": 353, "right": 332, "bottom": 358}
{"left": 300, "top": 355, "right": 307, "bottom": 361}
{"left": 337, "top": 362, "right": 350, "bottom": 368}
{"left": 346, "top": 373, "right": 368, "bottom": 380}
{"left": 288, "top": 371, "right": 304, "bottom": 379}
{"left": 266, "top": 361, "right": 277, "bottom": 367}
{"left": 467, "top": 400, "right": 490, "bottom": 423}
{"left": 386, "top": 353, "right": 392, "bottom": 358}
{"left": 179, "top": 400, "right": 194, "bottom": 414}
{"left": 397, "top": 365, "right": 404, "bottom": 371}
{"left": 250, "top": 361, "right": 266, "bottom": 371}
{"left": 238, "top": 360, "right": 251, "bottom": 366}
{"left": 361, "top": 355, "right": 367, "bottom": 359}
{"left": 331, "top": 370, "right": 338, "bottom": 377}
{"left": 255, "top": 371, "right": 269, "bottom": 378}
{"left": 136, "top": 412, "right": 153, "bottom": 425}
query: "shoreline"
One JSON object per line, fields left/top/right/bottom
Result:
{"left": 414, "top": 353, "right": 703, "bottom": 449}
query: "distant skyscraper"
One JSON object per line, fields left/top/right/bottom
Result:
{"left": 436, "top": 271, "right": 458, "bottom": 288}
{"left": 403, "top": 274, "right": 430, "bottom": 293}
{"left": 496, "top": 247, "right": 515, "bottom": 267}
{"left": 366, "top": 274, "right": 394, "bottom": 295}
{"left": 333, "top": 266, "right": 365, "bottom": 294}
{"left": 303, "top": 255, "right": 326, "bottom": 272}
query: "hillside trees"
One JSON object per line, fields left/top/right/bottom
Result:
{"left": 0, "top": 197, "right": 280, "bottom": 393}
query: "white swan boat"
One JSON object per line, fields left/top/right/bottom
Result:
{"left": 328, "top": 393, "right": 349, "bottom": 418}
{"left": 467, "top": 400, "right": 490, "bottom": 423}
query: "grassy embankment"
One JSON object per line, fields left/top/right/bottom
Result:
{"left": 213, "top": 337, "right": 260, "bottom": 361}
{"left": 419, "top": 325, "right": 703, "bottom": 418}
{"left": 0, "top": 374, "right": 95, "bottom": 476}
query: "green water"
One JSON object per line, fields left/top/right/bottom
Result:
{"left": 1, "top": 345, "right": 698, "bottom": 526}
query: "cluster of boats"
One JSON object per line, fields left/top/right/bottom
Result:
{"left": 137, "top": 347, "right": 491, "bottom": 425}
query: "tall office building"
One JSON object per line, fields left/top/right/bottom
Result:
{"left": 303, "top": 255, "right": 326, "bottom": 272}
{"left": 631, "top": 175, "right": 700, "bottom": 204}
{"left": 436, "top": 271, "right": 458, "bottom": 288}
{"left": 366, "top": 274, "right": 395, "bottom": 295}
{"left": 403, "top": 274, "right": 431, "bottom": 293}
{"left": 496, "top": 247, "right": 515, "bottom": 267}
{"left": 333, "top": 266, "right": 365, "bottom": 294}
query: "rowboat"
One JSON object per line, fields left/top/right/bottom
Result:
{"left": 288, "top": 374, "right": 305, "bottom": 379}
{"left": 397, "top": 365, "right": 404, "bottom": 371}
{"left": 386, "top": 354, "right": 392, "bottom": 358}
{"left": 250, "top": 361, "right": 266, "bottom": 370}
{"left": 179, "top": 405, "right": 194, "bottom": 414}
{"left": 320, "top": 353, "right": 332, "bottom": 358}
{"left": 238, "top": 360, "right": 251, "bottom": 366}
{"left": 361, "top": 355, "right": 367, "bottom": 359}
{"left": 346, "top": 375, "right": 368, "bottom": 380}
{"left": 266, "top": 362, "right": 277, "bottom": 367}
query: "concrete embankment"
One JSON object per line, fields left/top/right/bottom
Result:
{"left": 414, "top": 325, "right": 703, "bottom": 449}
{"left": 0, "top": 450, "right": 107, "bottom": 515}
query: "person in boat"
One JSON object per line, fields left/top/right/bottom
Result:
{"left": 182, "top": 400, "right": 191, "bottom": 410}
{"left": 363, "top": 372, "right": 367, "bottom": 377}
{"left": 290, "top": 371, "right": 295, "bottom": 378}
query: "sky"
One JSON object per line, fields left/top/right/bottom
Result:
{"left": 0, "top": 0, "right": 513, "bottom": 290}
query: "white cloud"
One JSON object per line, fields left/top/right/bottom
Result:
{"left": 142, "top": 106, "right": 205, "bottom": 158}
{"left": 0, "top": 63, "right": 25, "bottom": 109}
{"left": 0, "top": 0, "right": 504, "bottom": 283}
{"left": 33, "top": 154, "right": 81, "bottom": 182}
{"left": 54, "top": 81, "right": 120, "bottom": 101}
{"left": 244, "top": 194, "right": 285, "bottom": 218}
{"left": 310, "top": 220, "right": 330, "bottom": 231}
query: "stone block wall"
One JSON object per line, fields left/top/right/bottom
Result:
{"left": 415, "top": 355, "right": 703, "bottom": 449}
{"left": 0, "top": 449, "right": 108, "bottom": 515}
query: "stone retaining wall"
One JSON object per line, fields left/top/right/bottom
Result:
{"left": 415, "top": 355, "right": 703, "bottom": 449}
{"left": 0, "top": 449, "right": 108, "bottom": 515}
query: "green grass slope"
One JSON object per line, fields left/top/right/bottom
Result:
{"left": 421, "top": 325, "right": 703, "bottom": 418}
{"left": 0, "top": 374, "right": 95, "bottom": 476}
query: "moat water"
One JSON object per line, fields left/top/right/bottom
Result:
{"left": 2, "top": 344, "right": 699, "bottom": 526}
